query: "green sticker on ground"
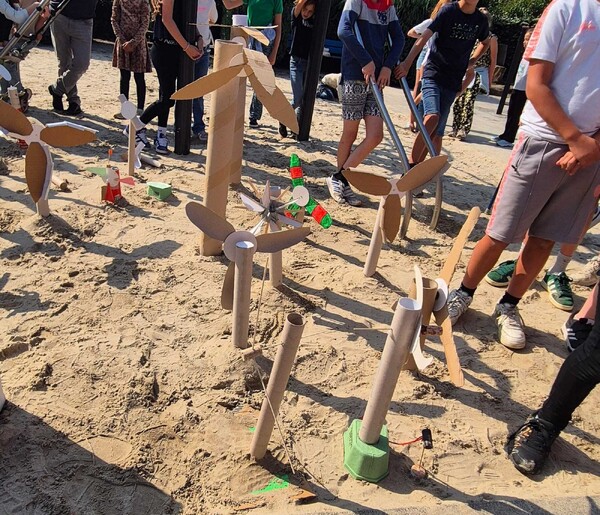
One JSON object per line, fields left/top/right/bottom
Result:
{"left": 251, "top": 475, "right": 289, "bottom": 494}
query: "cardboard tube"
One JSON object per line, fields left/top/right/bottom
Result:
{"left": 51, "top": 174, "right": 68, "bottom": 191}
{"left": 229, "top": 27, "right": 248, "bottom": 186}
{"left": 232, "top": 241, "right": 254, "bottom": 349}
{"left": 250, "top": 313, "right": 305, "bottom": 459}
{"left": 201, "top": 40, "right": 243, "bottom": 255}
{"left": 127, "top": 119, "right": 135, "bottom": 177}
{"left": 404, "top": 277, "right": 438, "bottom": 371}
{"left": 140, "top": 154, "right": 162, "bottom": 168}
{"left": 36, "top": 199, "right": 50, "bottom": 217}
{"left": 364, "top": 198, "right": 385, "bottom": 277}
{"left": 241, "top": 347, "right": 262, "bottom": 361}
{"left": 359, "top": 297, "right": 421, "bottom": 444}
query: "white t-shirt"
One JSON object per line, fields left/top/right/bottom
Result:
{"left": 196, "top": 0, "right": 218, "bottom": 45}
{"left": 513, "top": 58, "right": 529, "bottom": 91}
{"left": 520, "top": 0, "right": 600, "bottom": 143}
{"left": 411, "top": 18, "right": 434, "bottom": 66}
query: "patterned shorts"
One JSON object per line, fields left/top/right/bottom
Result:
{"left": 341, "top": 80, "right": 381, "bottom": 121}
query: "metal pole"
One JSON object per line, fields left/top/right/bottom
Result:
{"left": 297, "top": 0, "right": 331, "bottom": 141}
{"left": 174, "top": 0, "right": 198, "bottom": 155}
{"left": 496, "top": 24, "right": 529, "bottom": 115}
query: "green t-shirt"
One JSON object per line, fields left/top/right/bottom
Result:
{"left": 242, "top": 0, "right": 283, "bottom": 27}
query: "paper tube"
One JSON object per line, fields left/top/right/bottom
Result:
{"left": 127, "top": 120, "right": 135, "bottom": 176}
{"left": 229, "top": 27, "right": 248, "bottom": 186}
{"left": 250, "top": 313, "right": 305, "bottom": 459}
{"left": 359, "top": 298, "right": 421, "bottom": 445}
{"left": 0, "top": 378, "right": 5, "bottom": 411}
{"left": 51, "top": 174, "right": 68, "bottom": 191}
{"left": 201, "top": 40, "right": 243, "bottom": 255}
{"left": 403, "top": 277, "right": 438, "bottom": 371}
{"left": 232, "top": 241, "right": 254, "bottom": 349}
{"left": 140, "top": 154, "right": 161, "bottom": 168}
{"left": 364, "top": 198, "right": 385, "bottom": 277}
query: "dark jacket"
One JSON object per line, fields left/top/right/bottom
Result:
{"left": 51, "top": 0, "right": 98, "bottom": 20}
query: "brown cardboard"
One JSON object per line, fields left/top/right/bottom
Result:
{"left": 221, "top": 261, "right": 236, "bottom": 310}
{"left": 229, "top": 26, "right": 249, "bottom": 186}
{"left": 364, "top": 198, "right": 384, "bottom": 277}
{"left": 241, "top": 27, "right": 269, "bottom": 46}
{"left": 243, "top": 48, "right": 276, "bottom": 94}
{"left": 396, "top": 155, "right": 447, "bottom": 192}
{"left": 232, "top": 241, "right": 255, "bottom": 349}
{"left": 40, "top": 125, "right": 96, "bottom": 148}
{"left": 0, "top": 100, "right": 32, "bottom": 136}
{"left": 404, "top": 277, "right": 438, "bottom": 371}
{"left": 382, "top": 194, "right": 401, "bottom": 244}
{"left": 343, "top": 170, "right": 390, "bottom": 196}
{"left": 439, "top": 206, "right": 481, "bottom": 284}
{"left": 171, "top": 64, "right": 245, "bottom": 101}
{"left": 247, "top": 74, "right": 299, "bottom": 133}
{"left": 25, "top": 142, "right": 47, "bottom": 203}
{"left": 434, "top": 305, "right": 464, "bottom": 387}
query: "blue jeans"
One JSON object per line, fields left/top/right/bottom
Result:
{"left": 192, "top": 48, "right": 210, "bottom": 134}
{"left": 290, "top": 55, "right": 307, "bottom": 111}
{"left": 249, "top": 38, "right": 273, "bottom": 121}
{"left": 420, "top": 78, "right": 457, "bottom": 136}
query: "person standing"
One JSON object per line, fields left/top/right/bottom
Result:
{"left": 111, "top": 0, "right": 152, "bottom": 119}
{"left": 48, "top": 0, "right": 99, "bottom": 115}
{"left": 192, "top": 0, "right": 217, "bottom": 143}
{"left": 446, "top": 0, "right": 600, "bottom": 350}
{"left": 222, "top": 0, "right": 283, "bottom": 128}
{"left": 326, "top": 0, "right": 404, "bottom": 207}
{"left": 394, "top": 0, "right": 490, "bottom": 168}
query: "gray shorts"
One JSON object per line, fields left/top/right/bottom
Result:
{"left": 487, "top": 134, "right": 600, "bottom": 244}
{"left": 341, "top": 80, "right": 381, "bottom": 121}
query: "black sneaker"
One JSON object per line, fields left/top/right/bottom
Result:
{"left": 249, "top": 118, "right": 258, "bottom": 127}
{"left": 64, "top": 103, "right": 82, "bottom": 116}
{"left": 562, "top": 315, "right": 594, "bottom": 352}
{"left": 507, "top": 414, "right": 559, "bottom": 475}
{"left": 278, "top": 122, "right": 288, "bottom": 138}
{"left": 48, "top": 84, "right": 64, "bottom": 112}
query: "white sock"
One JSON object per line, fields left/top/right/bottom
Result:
{"left": 548, "top": 252, "right": 571, "bottom": 275}
{"left": 158, "top": 126, "right": 167, "bottom": 138}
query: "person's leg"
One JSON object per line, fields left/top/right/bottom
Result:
{"left": 509, "top": 286, "right": 600, "bottom": 475}
{"left": 249, "top": 40, "right": 272, "bottom": 122}
{"left": 563, "top": 283, "right": 597, "bottom": 352}
{"left": 192, "top": 50, "right": 210, "bottom": 135}
{"left": 499, "top": 89, "right": 527, "bottom": 143}
{"left": 49, "top": 14, "right": 72, "bottom": 98}
{"left": 133, "top": 72, "right": 146, "bottom": 110}
{"left": 120, "top": 69, "right": 131, "bottom": 98}
{"left": 342, "top": 115, "right": 383, "bottom": 170}
{"left": 140, "top": 43, "right": 178, "bottom": 126}
{"left": 451, "top": 91, "right": 466, "bottom": 136}
{"left": 458, "top": 81, "right": 479, "bottom": 137}
{"left": 337, "top": 119, "right": 360, "bottom": 171}
{"left": 62, "top": 18, "right": 94, "bottom": 107}
{"left": 290, "top": 55, "right": 303, "bottom": 110}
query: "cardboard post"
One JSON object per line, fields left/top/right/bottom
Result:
{"left": 229, "top": 26, "right": 249, "bottom": 186}
{"left": 344, "top": 297, "right": 421, "bottom": 482}
{"left": 232, "top": 241, "right": 254, "bottom": 349}
{"left": 364, "top": 198, "right": 385, "bottom": 277}
{"left": 250, "top": 313, "right": 305, "bottom": 459}
{"left": 403, "top": 277, "right": 438, "bottom": 371}
{"left": 201, "top": 40, "right": 243, "bottom": 256}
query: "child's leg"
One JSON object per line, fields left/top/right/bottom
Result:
{"left": 120, "top": 69, "right": 131, "bottom": 98}
{"left": 192, "top": 51, "right": 210, "bottom": 134}
{"left": 133, "top": 72, "right": 146, "bottom": 110}
{"left": 337, "top": 118, "right": 360, "bottom": 171}
{"left": 342, "top": 115, "right": 383, "bottom": 169}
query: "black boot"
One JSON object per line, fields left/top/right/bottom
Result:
{"left": 48, "top": 84, "right": 64, "bottom": 112}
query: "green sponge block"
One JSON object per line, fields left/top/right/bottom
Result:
{"left": 343, "top": 419, "right": 389, "bottom": 483}
{"left": 147, "top": 181, "right": 172, "bottom": 200}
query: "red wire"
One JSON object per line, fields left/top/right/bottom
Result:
{"left": 389, "top": 436, "right": 422, "bottom": 446}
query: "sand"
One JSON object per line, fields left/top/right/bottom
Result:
{"left": 1, "top": 41, "right": 599, "bottom": 514}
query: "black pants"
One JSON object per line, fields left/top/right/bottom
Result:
{"left": 120, "top": 69, "right": 146, "bottom": 110}
{"left": 498, "top": 89, "right": 527, "bottom": 143}
{"left": 539, "top": 287, "right": 600, "bottom": 431}
{"left": 140, "top": 42, "right": 181, "bottom": 128}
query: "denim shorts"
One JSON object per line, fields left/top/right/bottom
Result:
{"left": 421, "top": 78, "right": 457, "bottom": 136}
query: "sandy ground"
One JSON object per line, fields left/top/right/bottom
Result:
{"left": 1, "top": 41, "right": 600, "bottom": 514}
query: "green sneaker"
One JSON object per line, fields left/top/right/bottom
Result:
{"left": 485, "top": 259, "right": 516, "bottom": 287}
{"left": 542, "top": 272, "right": 574, "bottom": 312}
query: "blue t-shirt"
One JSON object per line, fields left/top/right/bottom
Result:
{"left": 424, "top": 3, "right": 489, "bottom": 92}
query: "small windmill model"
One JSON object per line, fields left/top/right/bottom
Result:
{"left": 118, "top": 94, "right": 144, "bottom": 176}
{"left": 0, "top": 100, "right": 96, "bottom": 216}
{"left": 284, "top": 154, "right": 332, "bottom": 228}
{"left": 343, "top": 158, "right": 445, "bottom": 277}
{"left": 88, "top": 163, "right": 135, "bottom": 204}
{"left": 402, "top": 207, "right": 480, "bottom": 387}
{"left": 186, "top": 202, "right": 310, "bottom": 348}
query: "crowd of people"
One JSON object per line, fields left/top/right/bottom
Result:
{"left": 1, "top": 0, "right": 600, "bottom": 482}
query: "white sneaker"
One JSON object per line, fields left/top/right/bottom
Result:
{"left": 342, "top": 184, "right": 362, "bottom": 207}
{"left": 326, "top": 175, "right": 346, "bottom": 204}
{"left": 570, "top": 255, "right": 600, "bottom": 287}
{"left": 495, "top": 302, "right": 526, "bottom": 349}
{"left": 491, "top": 135, "right": 500, "bottom": 142}
{"left": 496, "top": 139, "right": 514, "bottom": 148}
{"left": 456, "top": 129, "right": 467, "bottom": 141}
{"left": 447, "top": 289, "right": 473, "bottom": 325}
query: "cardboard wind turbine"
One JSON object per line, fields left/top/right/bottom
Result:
{"left": 0, "top": 100, "right": 96, "bottom": 216}
{"left": 343, "top": 159, "right": 445, "bottom": 277}
{"left": 118, "top": 94, "right": 145, "bottom": 176}
{"left": 185, "top": 202, "right": 310, "bottom": 348}
{"left": 88, "top": 165, "right": 135, "bottom": 203}
{"left": 402, "top": 207, "right": 481, "bottom": 387}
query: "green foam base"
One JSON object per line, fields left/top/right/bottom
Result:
{"left": 147, "top": 182, "right": 172, "bottom": 200}
{"left": 343, "top": 419, "right": 389, "bottom": 483}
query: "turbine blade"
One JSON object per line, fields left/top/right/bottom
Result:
{"left": 247, "top": 75, "right": 299, "bottom": 133}
{"left": 396, "top": 155, "right": 448, "bottom": 193}
{"left": 41, "top": 124, "right": 96, "bottom": 147}
{"left": 0, "top": 100, "right": 33, "bottom": 136}
{"left": 242, "top": 27, "right": 270, "bottom": 46}
{"left": 25, "top": 142, "right": 47, "bottom": 203}
{"left": 239, "top": 192, "right": 265, "bottom": 213}
{"left": 255, "top": 227, "right": 310, "bottom": 253}
{"left": 171, "top": 64, "right": 245, "bottom": 100}
{"left": 382, "top": 194, "right": 401, "bottom": 243}
{"left": 185, "top": 202, "right": 234, "bottom": 242}
{"left": 434, "top": 304, "right": 464, "bottom": 387}
{"left": 343, "top": 169, "right": 391, "bottom": 196}
{"left": 277, "top": 213, "right": 302, "bottom": 228}
{"left": 243, "top": 48, "right": 276, "bottom": 94}
{"left": 220, "top": 261, "right": 236, "bottom": 310}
